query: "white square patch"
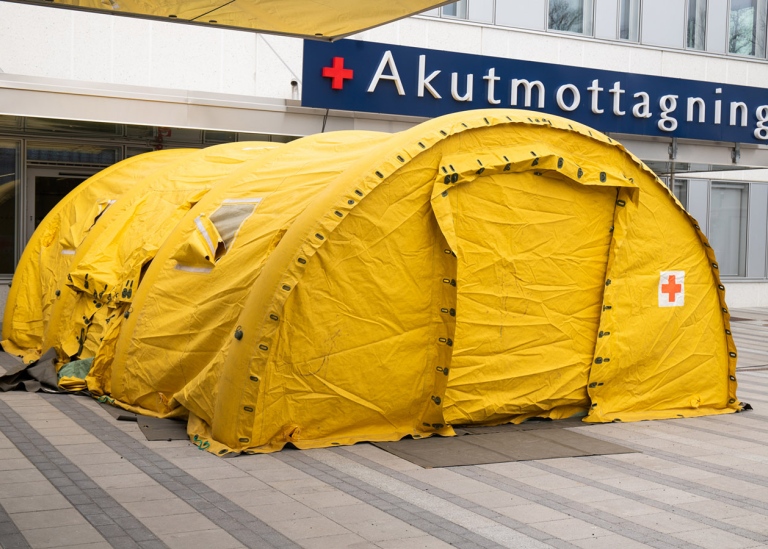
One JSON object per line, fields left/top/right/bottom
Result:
{"left": 659, "top": 271, "right": 685, "bottom": 307}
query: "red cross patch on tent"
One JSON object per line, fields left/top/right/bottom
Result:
{"left": 659, "top": 271, "right": 685, "bottom": 307}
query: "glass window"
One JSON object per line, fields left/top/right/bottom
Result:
{"left": 24, "top": 118, "right": 121, "bottom": 137}
{"left": 710, "top": 183, "right": 748, "bottom": 276}
{"left": 468, "top": 0, "right": 494, "bottom": 22}
{"left": 549, "top": 0, "right": 594, "bottom": 34}
{"left": 496, "top": 0, "right": 547, "bottom": 29}
{"left": 620, "top": 0, "right": 640, "bottom": 40}
{"left": 0, "top": 141, "right": 19, "bottom": 274}
{"left": 126, "top": 146, "right": 154, "bottom": 158}
{"left": 673, "top": 179, "right": 689, "bottom": 209}
{"left": 688, "top": 0, "right": 708, "bottom": 48}
{"left": 642, "top": 0, "right": 686, "bottom": 48}
{"left": 729, "top": 0, "right": 767, "bottom": 56}
{"left": 0, "top": 116, "right": 23, "bottom": 131}
{"left": 27, "top": 142, "right": 119, "bottom": 166}
{"left": 442, "top": 0, "right": 468, "bottom": 18}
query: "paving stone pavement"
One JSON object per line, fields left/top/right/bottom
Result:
{"left": 1, "top": 307, "right": 767, "bottom": 549}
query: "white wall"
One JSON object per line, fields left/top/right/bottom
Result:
{"left": 0, "top": 3, "right": 302, "bottom": 100}
{"left": 2, "top": 3, "right": 768, "bottom": 104}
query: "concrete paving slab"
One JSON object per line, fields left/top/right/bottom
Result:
{"left": 1, "top": 306, "right": 768, "bottom": 548}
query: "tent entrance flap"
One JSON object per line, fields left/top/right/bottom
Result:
{"left": 431, "top": 148, "right": 634, "bottom": 426}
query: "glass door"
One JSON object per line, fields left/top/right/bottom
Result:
{"left": 25, "top": 168, "right": 96, "bottom": 245}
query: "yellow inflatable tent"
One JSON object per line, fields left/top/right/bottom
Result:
{"left": 1, "top": 149, "right": 195, "bottom": 364}
{"left": 2, "top": 109, "right": 741, "bottom": 455}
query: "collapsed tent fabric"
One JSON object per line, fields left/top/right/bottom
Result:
{"left": 3, "top": 109, "right": 742, "bottom": 456}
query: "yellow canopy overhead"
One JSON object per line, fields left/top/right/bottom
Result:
{"left": 8, "top": 0, "right": 451, "bottom": 41}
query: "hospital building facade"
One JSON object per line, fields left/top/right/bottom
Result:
{"left": 2, "top": 0, "right": 768, "bottom": 309}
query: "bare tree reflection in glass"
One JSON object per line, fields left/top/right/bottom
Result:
{"left": 729, "top": 0, "right": 767, "bottom": 56}
{"left": 549, "top": 0, "right": 584, "bottom": 32}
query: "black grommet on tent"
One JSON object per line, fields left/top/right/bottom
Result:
{"left": 718, "top": 285, "right": 725, "bottom": 290}
{"left": 431, "top": 396, "right": 441, "bottom": 404}
{"left": 442, "top": 191, "right": 448, "bottom": 197}
{"left": 297, "top": 258, "right": 306, "bottom": 264}
{"left": 444, "top": 175, "right": 451, "bottom": 184}
{"left": 476, "top": 168, "right": 485, "bottom": 175}
{"left": 577, "top": 168, "right": 583, "bottom": 178}
{"left": 557, "top": 158, "right": 564, "bottom": 168}
{"left": 348, "top": 199, "right": 355, "bottom": 205}
{"left": 713, "top": 263, "right": 719, "bottom": 269}
{"left": 605, "top": 280, "right": 611, "bottom": 286}
{"left": 282, "top": 284, "right": 291, "bottom": 291}
{"left": 729, "top": 352, "right": 736, "bottom": 357}
{"left": 591, "top": 402, "right": 598, "bottom": 407}
{"left": 123, "top": 311, "right": 129, "bottom": 319}
{"left": 450, "top": 308, "right": 456, "bottom": 316}
{"left": 269, "top": 314, "right": 279, "bottom": 321}
{"left": 418, "top": 142, "right": 426, "bottom": 149}
{"left": 530, "top": 151, "right": 536, "bottom": 156}
{"left": 249, "top": 376, "right": 259, "bottom": 382}
{"left": 239, "top": 438, "right": 249, "bottom": 443}
{"left": 441, "top": 308, "right": 449, "bottom": 313}
{"left": 722, "top": 308, "right": 728, "bottom": 313}
{"left": 589, "top": 382, "right": 597, "bottom": 388}
{"left": 595, "top": 357, "right": 603, "bottom": 364}
{"left": 532, "top": 158, "right": 539, "bottom": 166}
{"left": 259, "top": 344, "right": 268, "bottom": 351}
{"left": 234, "top": 328, "right": 243, "bottom": 340}
{"left": 725, "top": 329, "right": 731, "bottom": 335}
{"left": 603, "top": 305, "right": 612, "bottom": 310}
{"left": 355, "top": 189, "right": 364, "bottom": 196}
{"left": 451, "top": 173, "right": 458, "bottom": 183}
{"left": 729, "top": 399, "right": 736, "bottom": 404}
{"left": 446, "top": 339, "right": 453, "bottom": 346}
{"left": 55, "top": 290, "right": 60, "bottom": 296}
{"left": 244, "top": 406, "right": 254, "bottom": 412}
{"left": 440, "top": 130, "right": 447, "bottom": 135}
{"left": 315, "top": 233, "right": 324, "bottom": 240}
{"left": 439, "top": 338, "right": 447, "bottom": 343}
{"left": 375, "top": 171, "right": 383, "bottom": 178}
{"left": 398, "top": 155, "right": 405, "bottom": 162}
{"left": 432, "top": 423, "right": 444, "bottom": 428}
{"left": 334, "top": 211, "right": 343, "bottom": 217}
{"left": 218, "top": 449, "right": 227, "bottom": 455}
{"left": 616, "top": 200, "right": 626, "bottom": 207}
{"left": 504, "top": 163, "right": 511, "bottom": 171}
{"left": 484, "top": 117, "right": 489, "bottom": 125}
{"left": 534, "top": 172, "right": 542, "bottom": 176}
{"left": 730, "top": 375, "right": 736, "bottom": 381}
{"left": 600, "top": 172, "right": 607, "bottom": 182}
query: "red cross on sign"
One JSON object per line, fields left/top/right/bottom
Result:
{"left": 322, "top": 57, "right": 354, "bottom": 90}
{"left": 659, "top": 271, "right": 685, "bottom": 307}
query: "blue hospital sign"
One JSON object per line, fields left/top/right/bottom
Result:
{"left": 301, "top": 39, "right": 768, "bottom": 144}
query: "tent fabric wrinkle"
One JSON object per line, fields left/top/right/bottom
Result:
{"left": 1, "top": 109, "right": 740, "bottom": 455}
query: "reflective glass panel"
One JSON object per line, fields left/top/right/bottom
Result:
{"left": 710, "top": 183, "right": 748, "bottom": 276}
{"left": 620, "top": 0, "right": 640, "bottom": 40}
{"left": 688, "top": 0, "right": 708, "bottom": 48}
{"left": 442, "top": 0, "right": 468, "bottom": 18}
{"left": 729, "top": 0, "right": 767, "bottom": 56}
{"left": 0, "top": 141, "right": 18, "bottom": 274}
{"left": 549, "top": 0, "right": 594, "bottom": 34}
{"left": 24, "top": 118, "right": 121, "bottom": 137}
{"left": 27, "top": 142, "right": 119, "bottom": 166}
